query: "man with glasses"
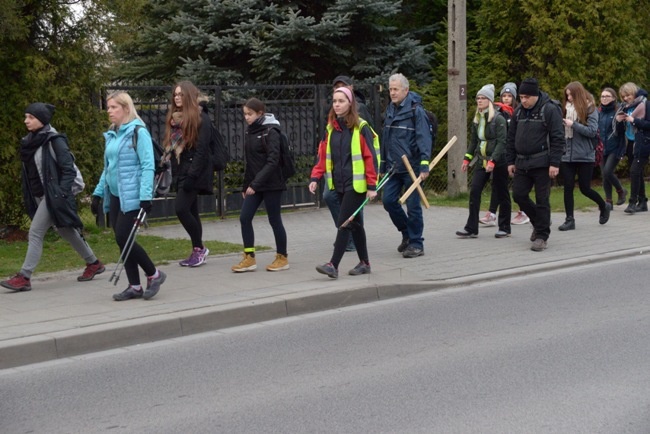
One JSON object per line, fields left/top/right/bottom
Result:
{"left": 505, "top": 78, "right": 565, "bottom": 251}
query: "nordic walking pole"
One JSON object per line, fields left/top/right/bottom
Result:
{"left": 109, "top": 208, "right": 147, "bottom": 286}
{"left": 401, "top": 155, "right": 430, "bottom": 209}
{"left": 399, "top": 135, "right": 458, "bottom": 205}
{"left": 339, "top": 168, "right": 395, "bottom": 229}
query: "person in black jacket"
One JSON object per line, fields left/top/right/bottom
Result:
{"left": 163, "top": 81, "right": 214, "bottom": 267}
{"left": 231, "top": 97, "right": 289, "bottom": 273}
{"left": 1, "top": 103, "right": 104, "bottom": 292}
{"left": 456, "top": 84, "right": 511, "bottom": 239}
{"left": 506, "top": 78, "right": 565, "bottom": 252}
{"left": 598, "top": 87, "right": 627, "bottom": 209}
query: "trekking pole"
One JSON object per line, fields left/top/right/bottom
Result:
{"left": 109, "top": 208, "right": 147, "bottom": 286}
{"left": 339, "top": 167, "right": 395, "bottom": 230}
{"left": 399, "top": 135, "right": 458, "bottom": 205}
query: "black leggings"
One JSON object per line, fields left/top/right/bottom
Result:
{"left": 331, "top": 190, "right": 368, "bottom": 269}
{"left": 600, "top": 152, "right": 624, "bottom": 201}
{"left": 109, "top": 195, "right": 156, "bottom": 286}
{"left": 240, "top": 190, "right": 287, "bottom": 255}
{"left": 175, "top": 188, "right": 203, "bottom": 248}
{"left": 561, "top": 162, "right": 606, "bottom": 217}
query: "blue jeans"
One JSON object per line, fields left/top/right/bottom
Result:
{"left": 382, "top": 171, "right": 424, "bottom": 249}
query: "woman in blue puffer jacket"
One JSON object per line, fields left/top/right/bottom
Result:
{"left": 92, "top": 91, "right": 166, "bottom": 302}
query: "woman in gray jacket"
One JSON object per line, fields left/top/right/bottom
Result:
{"left": 558, "top": 81, "right": 609, "bottom": 231}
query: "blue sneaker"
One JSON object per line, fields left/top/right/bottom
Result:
{"left": 144, "top": 270, "right": 166, "bottom": 300}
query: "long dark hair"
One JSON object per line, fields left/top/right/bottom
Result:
{"left": 563, "top": 81, "right": 595, "bottom": 125}
{"left": 163, "top": 81, "right": 201, "bottom": 149}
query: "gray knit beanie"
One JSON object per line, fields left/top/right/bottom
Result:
{"left": 500, "top": 82, "right": 517, "bottom": 100}
{"left": 476, "top": 84, "right": 495, "bottom": 102}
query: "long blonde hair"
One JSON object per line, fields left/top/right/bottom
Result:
{"left": 106, "top": 91, "right": 141, "bottom": 128}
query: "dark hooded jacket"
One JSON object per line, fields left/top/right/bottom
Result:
{"left": 242, "top": 113, "right": 286, "bottom": 192}
{"left": 21, "top": 125, "right": 83, "bottom": 228}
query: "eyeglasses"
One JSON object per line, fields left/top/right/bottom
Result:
{"left": 600, "top": 95, "right": 613, "bottom": 99}
{"left": 475, "top": 96, "right": 488, "bottom": 101}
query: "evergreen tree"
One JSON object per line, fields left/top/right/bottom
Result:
{"left": 0, "top": 0, "right": 115, "bottom": 227}
{"left": 470, "top": 0, "right": 650, "bottom": 97}
{"left": 114, "top": 0, "right": 434, "bottom": 85}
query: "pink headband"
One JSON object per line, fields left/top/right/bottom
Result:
{"left": 334, "top": 87, "right": 354, "bottom": 103}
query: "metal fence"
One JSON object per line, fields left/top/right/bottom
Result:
{"left": 103, "top": 83, "right": 448, "bottom": 219}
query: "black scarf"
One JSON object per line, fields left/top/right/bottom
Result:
{"left": 20, "top": 126, "right": 52, "bottom": 163}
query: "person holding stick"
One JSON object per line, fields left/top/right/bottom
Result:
{"left": 309, "top": 87, "right": 378, "bottom": 279}
{"left": 91, "top": 91, "right": 166, "bottom": 300}
{"left": 381, "top": 73, "right": 432, "bottom": 258}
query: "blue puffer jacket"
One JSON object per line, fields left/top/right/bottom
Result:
{"left": 93, "top": 118, "right": 155, "bottom": 213}
{"left": 381, "top": 91, "right": 432, "bottom": 174}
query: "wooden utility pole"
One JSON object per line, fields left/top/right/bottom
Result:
{"left": 447, "top": 0, "right": 467, "bottom": 196}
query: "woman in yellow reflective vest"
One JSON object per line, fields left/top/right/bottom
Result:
{"left": 309, "top": 87, "right": 379, "bottom": 279}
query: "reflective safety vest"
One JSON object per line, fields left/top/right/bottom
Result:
{"left": 325, "top": 119, "right": 380, "bottom": 193}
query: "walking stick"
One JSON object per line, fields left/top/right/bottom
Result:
{"left": 108, "top": 208, "right": 147, "bottom": 286}
{"left": 399, "top": 135, "right": 458, "bottom": 205}
{"left": 339, "top": 167, "right": 395, "bottom": 229}
{"left": 401, "top": 155, "right": 430, "bottom": 209}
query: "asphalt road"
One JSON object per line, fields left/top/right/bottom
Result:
{"left": 2, "top": 256, "right": 649, "bottom": 433}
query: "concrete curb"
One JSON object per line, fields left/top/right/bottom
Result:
{"left": 2, "top": 247, "right": 648, "bottom": 369}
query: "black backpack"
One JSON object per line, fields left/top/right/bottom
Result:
{"left": 210, "top": 122, "right": 230, "bottom": 171}
{"left": 262, "top": 127, "right": 296, "bottom": 180}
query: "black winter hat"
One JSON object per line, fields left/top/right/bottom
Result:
{"left": 25, "top": 102, "right": 55, "bottom": 125}
{"left": 332, "top": 75, "right": 353, "bottom": 87}
{"left": 519, "top": 78, "right": 539, "bottom": 96}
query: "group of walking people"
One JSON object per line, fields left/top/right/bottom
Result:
{"left": 459, "top": 78, "right": 647, "bottom": 251}
{"left": 1, "top": 72, "right": 434, "bottom": 296}
{"left": 5, "top": 74, "right": 643, "bottom": 297}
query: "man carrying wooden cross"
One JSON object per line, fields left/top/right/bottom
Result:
{"left": 381, "top": 73, "right": 433, "bottom": 258}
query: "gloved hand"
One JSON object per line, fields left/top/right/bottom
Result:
{"left": 140, "top": 201, "right": 152, "bottom": 214}
{"left": 182, "top": 176, "right": 196, "bottom": 192}
{"left": 91, "top": 195, "right": 101, "bottom": 216}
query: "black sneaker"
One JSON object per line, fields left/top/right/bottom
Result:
{"left": 113, "top": 286, "right": 143, "bottom": 301}
{"left": 397, "top": 237, "right": 409, "bottom": 253}
{"left": 402, "top": 245, "right": 424, "bottom": 258}
{"left": 316, "top": 262, "right": 338, "bottom": 279}
{"left": 348, "top": 261, "right": 371, "bottom": 276}
{"left": 144, "top": 270, "right": 166, "bottom": 300}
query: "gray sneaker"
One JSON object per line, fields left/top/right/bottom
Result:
{"left": 494, "top": 230, "right": 511, "bottom": 238}
{"left": 530, "top": 239, "right": 547, "bottom": 252}
{"left": 113, "top": 286, "right": 143, "bottom": 301}
{"left": 144, "top": 270, "right": 166, "bottom": 300}
{"left": 402, "top": 245, "right": 424, "bottom": 258}
{"left": 348, "top": 261, "right": 371, "bottom": 276}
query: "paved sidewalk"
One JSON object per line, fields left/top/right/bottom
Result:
{"left": 2, "top": 203, "right": 650, "bottom": 369}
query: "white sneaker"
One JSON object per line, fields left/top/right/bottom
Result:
{"left": 479, "top": 211, "right": 496, "bottom": 226}
{"left": 511, "top": 211, "right": 530, "bottom": 225}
